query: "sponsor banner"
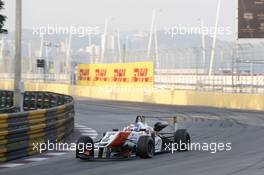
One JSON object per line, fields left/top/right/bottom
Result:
{"left": 77, "top": 62, "right": 154, "bottom": 87}
{"left": 238, "top": 0, "right": 264, "bottom": 38}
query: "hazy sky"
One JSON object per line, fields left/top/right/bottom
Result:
{"left": 2, "top": 0, "right": 236, "bottom": 40}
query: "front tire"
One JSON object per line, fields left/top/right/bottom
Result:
{"left": 76, "top": 136, "right": 94, "bottom": 159}
{"left": 137, "top": 136, "right": 154, "bottom": 158}
{"left": 174, "top": 129, "right": 190, "bottom": 152}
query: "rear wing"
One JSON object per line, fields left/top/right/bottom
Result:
{"left": 136, "top": 115, "right": 178, "bottom": 131}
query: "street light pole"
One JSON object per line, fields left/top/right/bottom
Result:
{"left": 209, "top": 0, "right": 221, "bottom": 77}
{"left": 147, "top": 9, "right": 156, "bottom": 59}
{"left": 14, "top": 0, "right": 22, "bottom": 111}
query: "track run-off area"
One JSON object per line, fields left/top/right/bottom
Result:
{"left": 1, "top": 97, "right": 264, "bottom": 175}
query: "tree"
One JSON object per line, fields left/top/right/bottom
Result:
{"left": 0, "top": 0, "right": 7, "bottom": 34}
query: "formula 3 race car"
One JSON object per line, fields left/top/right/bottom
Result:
{"left": 76, "top": 116, "right": 191, "bottom": 159}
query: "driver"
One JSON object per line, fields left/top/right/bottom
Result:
{"left": 124, "top": 122, "right": 148, "bottom": 132}
{"left": 134, "top": 122, "right": 146, "bottom": 131}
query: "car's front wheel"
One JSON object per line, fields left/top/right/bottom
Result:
{"left": 174, "top": 129, "right": 191, "bottom": 152}
{"left": 137, "top": 136, "right": 154, "bottom": 158}
{"left": 76, "top": 136, "right": 94, "bottom": 159}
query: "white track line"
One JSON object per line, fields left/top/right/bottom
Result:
{"left": 45, "top": 152, "right": 67, "bottom": 156}
{"left": 0, "top": 163, "right": 24, "bottom": 168}
{"left": 80, "top": 130, "right": 97, "bottom": 133}
{"left": 74, "top": 125, "right": 86, "bottom": 128}
{"left": 77, "top": 127, "right": 93, "bottom": 130}
{"left": 75, "top": 126, "right": 86, "bottom": 129}
{"left": 75, "top": 123, "right": 98, "bottom": 139}
{"left": 25, "top": 157, "right": 48, "bottom": 161}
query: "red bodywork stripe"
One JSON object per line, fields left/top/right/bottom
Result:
{"left": 109, "top": 132, "right": 131, "bottom": 148}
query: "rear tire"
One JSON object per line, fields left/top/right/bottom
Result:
{"left": 137, "top": 136, "right": 154, "bottom": 158}
{"left": 76, "top": 136, "right": 94, "bottom": 159}
{"left": 174, "top": 129, "right": 190, "bottom": 152}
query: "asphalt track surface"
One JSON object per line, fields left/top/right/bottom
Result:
{"left": 2, "top": 97, "right": 264, "bottom": 175}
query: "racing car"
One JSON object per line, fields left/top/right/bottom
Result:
{"left": 76, "top": 116, "right": 190, "bottom": 159}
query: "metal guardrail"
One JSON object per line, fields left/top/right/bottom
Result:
{"left": 155, "top": 73, "right": 264, "bottom": 94}
{"left": 0, "top": 90, "right": 14, "bottom": 112}
{"left": 23, "top": 91, "right": 73, "bottom": 111}
{"left": 0, "top": 90, "right": 18, "bottom": 114}
{"left": 0, "top": 73, "right": 70, "bottom": 84}
{"left": 0, "top": 91, "right": 75, "bottom": 162}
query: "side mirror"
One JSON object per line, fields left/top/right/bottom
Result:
{"left": 154, "top": 121, "right": 168, "bottom": 132}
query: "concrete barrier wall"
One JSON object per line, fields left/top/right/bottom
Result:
{"left": 1, "top": 80, "right": 264, "bottom": 111}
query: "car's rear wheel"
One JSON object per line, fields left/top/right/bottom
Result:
{"left": 76, "top": 136, "right": 94, "bottom": 159}
{"left": 137, "top": 136, "right": 154, "bottom": 158}
{"left": 174, "top": 129, "right": 190, "bottom": 152}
